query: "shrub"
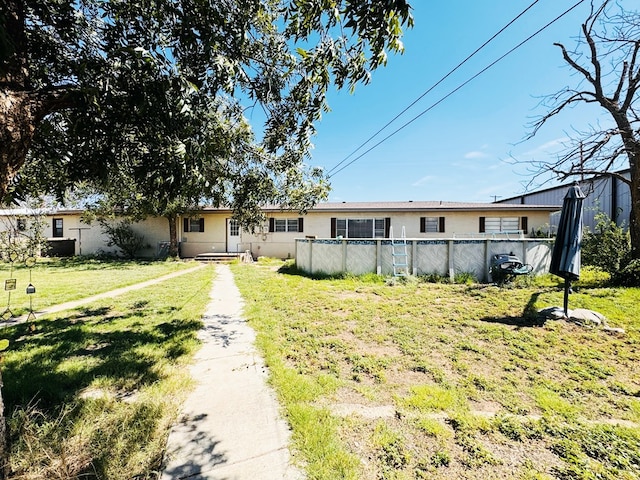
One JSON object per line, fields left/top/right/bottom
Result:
{"left": 100, "top": 220, "right": 147, "bottom": 259}
{"left": 613, "top": 259, "right": 640, "bottom": 287}
{"left": 582, "top": 213, "right": 630, "bottom": 274}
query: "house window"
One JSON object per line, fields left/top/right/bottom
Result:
{"left": 332, "top": 218, "right": 387, "bottom": 238}
{"left": 275, "top": 219, "right": 297, "bottom": 232}
{"left": 229, "top": 219, "right": 239, "bottom": 236}
{"left": 420, "top": 216, "right": 445, "bottom": 233}
{"left": 481, "top": 217, "right": 520, "bottom": 233}
{"left": 269, "top": 218, "right": 303, "bottom": 233}
{"left": 374, "top": 218, "right": 385, "bottom": 237}
{"left": 183, "top": 218, "right": 205, "bottom": 233}
{"left": 53, "top": 218, "right": 63, "bottom": 237}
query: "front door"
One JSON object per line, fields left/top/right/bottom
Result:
{"left": 227, "top": 219, "right": 240, "bottom": 252}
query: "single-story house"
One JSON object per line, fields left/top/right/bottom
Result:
{"left": 1, "top": 201, "right": 560, "bottom": 260}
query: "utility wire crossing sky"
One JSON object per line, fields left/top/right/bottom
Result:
{"left": 308, "top": 0, "right": 611, "bottom": 203}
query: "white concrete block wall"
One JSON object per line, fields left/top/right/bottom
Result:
{"left": 452, "top": 241, "right": 486, "bottom": 280}
{"left": 345, "top": 242, "right": 377, "bottom": 275}
{"left": 415, "top": 241, "right": 449, "bottom": 276}
{"left": 295, "top": 238, "right": 554, "bottom": 282}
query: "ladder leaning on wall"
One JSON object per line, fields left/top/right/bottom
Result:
{"left": 390, "top": 226, "right": 409, "bottom": 277}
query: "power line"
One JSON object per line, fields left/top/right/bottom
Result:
{"left": 326, "top": 0, "right": 541, "bottom": 177}
{"left": 327, "top": 0, "right": 585, "bottom": 179}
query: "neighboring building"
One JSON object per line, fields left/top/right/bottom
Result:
{"left": 497, "top": 170, "right": 632, "bottom": 233}
{"left": 1, "top": 201, "right": 560, "bottom": 260}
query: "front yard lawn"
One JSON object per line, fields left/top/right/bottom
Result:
{"left": 0, "top": 261, "right": 213, "bottom": 479}
{"left": 0, "top": 258, "right": 198, "bottom": 317}
{"left": 232, "top": 261, "right": 640, "bottom": 480}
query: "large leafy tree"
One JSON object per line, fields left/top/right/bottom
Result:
{"left": 0, "top": 0, "right": 413, "bottom": 465}
{"left": 526, "top": 0, "right": 640, "bottom": 259}
{"left": 1, "top": 0, "right": 413, "bottom": 212}
{"left": 76, "top": 90, "right": 327, "bottom": 255}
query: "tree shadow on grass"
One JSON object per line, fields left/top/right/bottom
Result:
{"left": 1, "top": 304, "right": 201, "bottom": 412}
{"left": 276, "top": 262, "right": 340, "bottom": 279}
{"left": 479, "top": 292, "right": 546, "bottom": 328}
{"left": 29, "top": 257, "right": 157, "bottom": 270}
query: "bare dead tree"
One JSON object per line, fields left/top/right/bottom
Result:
{"left": 525, "top": 0, "right": 640, "bottom": 259}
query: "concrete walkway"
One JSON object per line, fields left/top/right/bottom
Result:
{"left": 161, "top": 264, "right": 303, "bottom": 480}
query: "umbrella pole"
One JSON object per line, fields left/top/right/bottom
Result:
{"left": 563, "top": 279, "right": 570, "bottom": 317}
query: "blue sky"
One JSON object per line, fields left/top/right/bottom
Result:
{"left": 306, "top": 1, "right": 613, "bottom": 203}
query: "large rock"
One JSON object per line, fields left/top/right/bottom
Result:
{"left": 602, "top": 326, "right": 626, "bottom": 334}
{"left": 569, "top": 308, "right": 606, "bottom": 327}
{"left": 537, "top": 306, "right": 569, "bottom": 320}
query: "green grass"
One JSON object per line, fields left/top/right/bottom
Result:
{"left": 231, "top": 261, "right": 640, "bottom": 480}
{"left": 0, "top": 258, "right": 198, "bottom": 316}
{"left": 0, "top": 261, "right": 213, "bottom": 479}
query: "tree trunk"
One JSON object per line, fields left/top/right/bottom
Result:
{"left": 1, "top": 0, "right": 29, "bottom": 201}
{"left": 628, "top": 154, "right": 640, "bottom": 261}
{"left": 1, "top": 0, "right": 76, "bottom": 201}
{"left": 0, "top": 90, "right": 40, "bottom": 199}
{"left": 611, "top": 112, "right": 640, "bottom": 261}
{"left": 167, "top": 214, "right": 179, "bottom": 257}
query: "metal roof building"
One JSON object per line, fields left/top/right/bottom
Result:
{"left": 496, "top": 170, "right": 631, "bottom": 233}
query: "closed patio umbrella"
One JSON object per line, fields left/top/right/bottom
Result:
{"left": 549, "top": 183, "right": 586, "bottom": 316}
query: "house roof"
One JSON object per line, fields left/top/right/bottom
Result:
{"left": 199, "top": 200, "right": 560, "bottom": 213}
{"left": 272, "top": 201, "right": 561, "bottom": 213}
{"left": 1, "top": 201, "right": 560, "bottom": 218}
{"left": 496, "top": 169, "right": 631, "bottom": 204}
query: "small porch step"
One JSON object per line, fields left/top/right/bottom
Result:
{"left": 194, "top": 252, "right": 242, "bottom": 263}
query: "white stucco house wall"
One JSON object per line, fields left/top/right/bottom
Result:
{"left": 0, "top": 201, "right": 560, "bottom": 260}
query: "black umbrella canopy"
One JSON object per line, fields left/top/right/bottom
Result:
{"left": 550, "top": 183, "right": 586, "bottom": 280}
{"left": 550, "top": 183, "right": 586, "bottom": 316}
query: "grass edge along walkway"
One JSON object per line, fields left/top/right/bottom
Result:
{"left": 0, "top": 263, "right": 207, "bottom": 328}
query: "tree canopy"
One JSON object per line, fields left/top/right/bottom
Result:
{"left": 1, "top": 0, "right": 413, "bottom": 219}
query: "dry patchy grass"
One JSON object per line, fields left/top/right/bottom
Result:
{"left": 232, "top": 262, "right": 640, "bottom": 480}
{"left": 0, "top": 263, "right": 213, "bottom": 479}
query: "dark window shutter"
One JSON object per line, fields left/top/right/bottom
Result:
{"left": 330, "top": 218, "right": 336, "bottom": 238}
{"left": 420, "top": 217, "right": 426, "bottom": 233}
{"left": 269, "top": 218, "right": 275, "bottom": 232}
{"left": 521, "top": 216, "right": 528, "bottom": 233}
{"left": 183, "top": 218, "right": 189, "bottom": 232}
{"left": 199, "top": 218, "right": 205, "bottom": 232}
{"left": 384, "top": 218, "right": 391, "bottom": 238}
{"left": 298, "top": 218, "right": 304, "bottom": 232}
{"left": 439, "top": 216, "right": 446, "bottom": 233}
{"left": 479, "top": 217, "right": 485, "bottom": 233}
